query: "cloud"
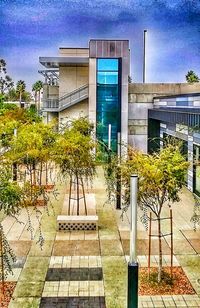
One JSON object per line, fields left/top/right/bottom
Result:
{"left": 1, "top": 0, "right": 200, "bottom": 87}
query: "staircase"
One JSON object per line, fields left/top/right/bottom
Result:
{"left": 42, "top": 84, "right": 89, "bottom": 111}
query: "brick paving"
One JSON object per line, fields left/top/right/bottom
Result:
{"left": 0, "top": 169, "right": 199, "bottom": 307}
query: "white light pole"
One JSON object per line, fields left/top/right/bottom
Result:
{"left": 108, "top": 124, "right": 111, "bottom": 150}
{"left": 128, "top": 174, "right": 139, "bottom": 308}
{"left": 143, "top": 29, "right": 147, "bottom": 83}
{"left": 130, "top": 175, "right": 138, "bottom": 263}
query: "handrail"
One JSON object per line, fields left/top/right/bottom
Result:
{"left": 59, "top": 84, "right": 88, "bottom": 101}
{"left": 42, "top": 84, "right": 89, "bottom": 111}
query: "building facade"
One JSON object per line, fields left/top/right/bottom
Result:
{"left": 39, "top": 39, "right": 200, "bottom": 195}
{"left": 148, "top": 93, "right": 200, "bottom": 195}
{"left": 39, "top": 39, "right": 129, "bottom": 152}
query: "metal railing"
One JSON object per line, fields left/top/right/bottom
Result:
{"left": 42, "top": 84, "right": 88, "bottom": 111}
{"left": 43, "top": 98, "right": 59, "bottom": 109}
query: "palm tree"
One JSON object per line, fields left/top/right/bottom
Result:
{"left": 32, "top": 81, "right": 43, "bottom": 112}
{"left": 16, "top": 80, "right": 26, "bottom": 108}
{"left": 186, "top": 70, "right": 200, "bottom": 84}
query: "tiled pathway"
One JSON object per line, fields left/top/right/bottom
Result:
{"left": 2, "top": 169, "right": 200, "bottom": 307}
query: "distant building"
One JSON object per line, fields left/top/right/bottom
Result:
{"left": 39, "top": 39, "right": 200, "bottom": 195}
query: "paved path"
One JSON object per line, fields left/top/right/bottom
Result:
{"left": 2, "top": 168, "right": 200, "bottom": 307}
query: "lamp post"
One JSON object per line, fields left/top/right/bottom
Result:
{"left": 143, "top": 30, "right": 147, "bottom": 83}
{"left": 13, "top": 128, "right": 17, "bottom": 181}
{"left": 107, "top": 124, "right": 112, "bottom": 177}
{"left": 116, "top": 132, "right": 121, "bottom": 209}
{"left": 128, "top": 175, "right": 139, "bottom": 308}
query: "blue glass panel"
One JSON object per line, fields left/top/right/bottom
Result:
{"left": 96, "top": 58, "right": 121, "bottom": 152}
{"left": 97, "top": 72, "right": 118, "bottom": 84}
{"left": 176, "top": 97, "right": 188, "bottom": 102}
{"left": 97, "top": 59, "right": 118, "bottom": 71}
{"left": 176, "top": 101, "right": 189, "bottom": 106}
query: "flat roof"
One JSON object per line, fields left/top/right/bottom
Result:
{"left": 39, "top": 57, "right": 89, "bottom": 68}
{"left": 154, "top": 93, "right": 200, "bottom": 100}
{"left": 90, "top": 39, "right": 129, "bottom": 41}
{"left": 59, "top": 47, "right": 89, "bottom": 50}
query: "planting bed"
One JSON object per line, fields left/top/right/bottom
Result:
{"left": 139, "top": 266, "right": 195, "bottom": 295}
{"left": 0, "top": 282, "right": 16, "bottom": 308}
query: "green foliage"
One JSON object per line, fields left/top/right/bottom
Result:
{"left": 32, "top": 80, "right": 43, "bottom": 111}
{"left": 0, "top": 164, "right": 22, "bottom": 216}
{"left": 0, "top": 107, "right": 41, "bottom": 148}
{"left": 186, "top": 70, "right": 199, "bottom": 83}
{"left": 25, "top": 105, "right": 41, "bottom": 123}
{"left": 16, "top": 80, "right": 26, "bottom": 94}
{"left": 32, "top": 80, "right": 43, "bottom": 93}
{"left": 0, "top": 101, "right": 17, "bottom": 115}
{"left": 0, "top": 224, "right": 16, "bottom": 281}
{"left": 105, "top": 142, "right": 189, "bottom": 282}
{"left": 120, "top": 145, "right": 189, "bottom": 215}
{"left": 55, "top": 117, "right": 96, "bottom": 181}
{"left": 0, "top": 94, "right": 5, "bottom": 103}
{"left": 4, "top": 87, "right": 32, "bottom": 103}
{"left": 0, "top": 59, "right": 14, "bottom": 95}
{"left": 8, "top": 122, "right": 56, "bottom": 165}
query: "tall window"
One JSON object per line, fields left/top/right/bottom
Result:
{"left": 96, "top": 58, "right": 121, "bottom": 152}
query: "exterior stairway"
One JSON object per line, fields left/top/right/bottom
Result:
{"left": 42, "top": 84, "right": 89, "bottom": 111}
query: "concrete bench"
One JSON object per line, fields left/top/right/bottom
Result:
{"left": 57, "top": 215, "right": 98, "bottom": 231}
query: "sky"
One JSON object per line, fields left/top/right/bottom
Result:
{"left": 0, "top": 0, "right": 200, "bottom": 91}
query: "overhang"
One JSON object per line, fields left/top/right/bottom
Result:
{"left": 148, "top": 108, "right": 200, "bottom": 127}
{"left": 39, "top": 57, "right": 89, "bottom": 68}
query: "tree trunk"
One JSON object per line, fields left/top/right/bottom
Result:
{"left": 45, "top": 162, "right": 48, "bottom": 185}
{"left": 34, "top": 91, "right": 37, "bottom": 110}
{"left": 13, "top": 162, "right": 17, "bottom": 181}
{"left": 0, "top": 228, "right": 5, "bottom": 298}
{"left": 19, "top": 92, "right": 22, "bottom": 108}
{"left": 157, "top": 214, "right": 163, "bottom": 282}
{"left": 39, "top": 162, "right": 43, "bottom": 186}
{"left": 33, "top": 162, "right": 36, "bottom": 185}
{"left": 38, "top": 90, "right": 41, "bottom": 112}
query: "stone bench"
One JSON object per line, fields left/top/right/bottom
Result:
{"left": 57, "top": 215, "right": 98, "bottom": 231}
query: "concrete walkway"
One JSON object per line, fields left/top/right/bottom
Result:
{"left": 2, "top": 168, "right": 200, "bottom": 307}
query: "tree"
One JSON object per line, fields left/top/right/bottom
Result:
{"left": 0, "top": 163, "right": 22, "bottom": 298}
{"left": 0, "top": 59, "right": 14, "bottom": 95}
{"left": 32, "top": 81, "right": 43, "bottom": 112}
{"left": 16, "top": 80, "right": 26, "bottom": 108}
{"left": 106, "top": 143, "right": 189, "bottom": 282}
{"left": 5, "top": 88, "right": 32, "bottom": 103}
{"left": 186, "top": 70, "right": 199, "bottom": 84}
{"left": 55, "top": 117, "right": 96, "bottom": 215}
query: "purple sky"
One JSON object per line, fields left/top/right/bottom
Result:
{"left": 1, "top": 0, "right": 200, "bottom": 90}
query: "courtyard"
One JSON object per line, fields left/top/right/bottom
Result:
{"left": 0, "top": 168, "right": 199, "bottom": 308}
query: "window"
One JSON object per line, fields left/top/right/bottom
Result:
{"left": 193, "top": 144, "right": 200, "bottom": 196}
{"left": 96, "top": 59, "right": 121, "bottom": 152}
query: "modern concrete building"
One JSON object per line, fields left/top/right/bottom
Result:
{"left": 39, "top": 39, "right": 200, "bottom": 195}
{"left": 39, "top": 39, "right": 130, "bottom": 152}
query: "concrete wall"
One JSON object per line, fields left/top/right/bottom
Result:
{"left": 88, "top": 58, "right": 96, "bottom": 128}
{"left": 59, "top": 66, "right": 89, "bottom": 97}
{"left": 59, "top": 48, "right": 89, "bottom": 57}
{"left": 59, "top": 99, "right": 89, "bottom": 125}
{"left": 128, "top": 83, "right": 200, "bottom": 152}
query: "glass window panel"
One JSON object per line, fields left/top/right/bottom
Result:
{"left": 96, "top": 58, "right": 121, "bottom": 152}
{"left": 97, "top": 59, "right": 118, "bottom": 71}
{"left": 97, "top": 72, "right": 118, "bottom": 84}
